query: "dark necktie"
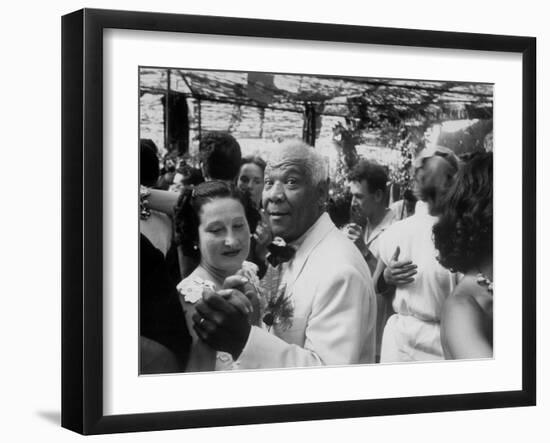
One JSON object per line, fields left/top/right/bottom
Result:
{"left": 266, "top": 242, "right": 296, "bottom": 267}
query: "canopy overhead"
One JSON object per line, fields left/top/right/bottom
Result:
{"left": 140, "top": 68, "right": 493, "bottom": 122}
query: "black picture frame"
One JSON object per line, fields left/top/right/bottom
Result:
{"left": 61, "top": 8, "right": 536, "bottom": 435}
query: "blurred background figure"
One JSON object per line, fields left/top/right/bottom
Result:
{"left": 346, "top": 160, "right": 396, "bottom": 275}
{"left": 139, "top": 138, "right": 191, "bottom": 374}
{"left": 169, "top": 163, "right": 204, "bottom": 194}
{"left": 238, "top": 155, "right": 266, "bottom": 209}
{"left": 199, "top": 131, "right": 242, "bottom": 184}
{"left": 345, "top": 159, "right": 398, "bottom": 362}
{"left": 390, "top": 189, "right": 417, "bottom": 221}
{"left": 374, "top": 147, "right": 460, "bottom": 363}
{"left": 237, "top": 155, "right": 271, "bottom": 276}
{"left": 156, "top": 153, "right": 178, "bottom": 190}
{"left": 139, "top": 138, "right": 172, "bottom": 257}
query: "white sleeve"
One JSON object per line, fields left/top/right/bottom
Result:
{"left": 376, "top": 226, "right": 398, "bottom": 267}
{"left": 237, "top": 265, "right": 375, "bottom": 368}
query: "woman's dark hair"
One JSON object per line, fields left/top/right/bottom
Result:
{"left": 140, "top": 139, "right": 160, "bottom": 187}
{"left": 180, "top": 164, "right": 205, "bottom": 187}
{"left": 174, "top": 181, "right": 261, "bottom": 261}
{"left": 241, "top": 155, "right": 267, "bottom": 173}
{"left": 433, "top": 152, "right": 493, "bottom": 274}
{"left": 327, "top": 191, "right": 352, "bottom": 228}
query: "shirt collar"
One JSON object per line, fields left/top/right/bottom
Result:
{"left": 365, "top": 208, "right": 397, "bottom": 245}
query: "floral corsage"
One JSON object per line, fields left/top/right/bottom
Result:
{"left": 260, "top": 265, "right": 294, "bottom": 331}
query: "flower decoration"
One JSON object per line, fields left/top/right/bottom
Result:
{"left": 260, "top": 265, "right": 294, "bottom": 331}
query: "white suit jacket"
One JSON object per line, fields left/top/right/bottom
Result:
{"left": 237, "top": 213, "right": 377, "bottom": 369}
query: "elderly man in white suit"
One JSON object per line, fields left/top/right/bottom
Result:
{"left": 193, "top": 140, "right": 377, "bottom": 369}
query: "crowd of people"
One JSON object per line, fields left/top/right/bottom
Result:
{"left": 139, "top": 130, "right": 493, "bottom": 374}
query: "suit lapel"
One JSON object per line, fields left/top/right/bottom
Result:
{"left": 286, "top": 213, "right": 335, "bottom": 292}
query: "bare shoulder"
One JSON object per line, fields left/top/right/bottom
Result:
{"left": 443, "top": 276, "right": 492, "bottom": 320}
{"left": 441, "top": 275, "right": 493, "bottom": 359}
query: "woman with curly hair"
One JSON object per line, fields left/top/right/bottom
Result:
{"left": 174, "top": 181, "right": 264, "bottom": 371}
{"left": 433, "top": 152, "right": 493, "bottom": 359}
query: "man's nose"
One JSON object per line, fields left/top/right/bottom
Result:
{"left": 267, "top": 182, "right": 285, "bottom": 202}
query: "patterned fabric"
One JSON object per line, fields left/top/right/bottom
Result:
{"left": 177, "top": 276, "right": 215, "bottom": 304}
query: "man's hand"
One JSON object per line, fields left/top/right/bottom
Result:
{"left": 221, "top": 275, "right": 254, "bottom": 314}
{"left": 192, "top": 288, "right": 252, "bottom": 360}
{"left": 230, "top": 273, "right": 263, "bottom": 326}
{"left": 343, "top": 223, "right": 367, "bottom": 255}
{"left": 383, "top": 246, "right": 417, "bottom": 286}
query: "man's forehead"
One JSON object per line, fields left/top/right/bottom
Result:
{"left": 349, "top": 180, "right": 363, "bottom": 190}
{"left": 265, "top": 161, "right": 306, "bottom": 175}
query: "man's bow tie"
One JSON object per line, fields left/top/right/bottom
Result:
{"left": 266, "top": 242, "right": 296, "bottom": 267}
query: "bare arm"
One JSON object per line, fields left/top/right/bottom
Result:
{"left": 147, "top": 189, "right": 179, "bottom": 215}
{"left": 373, "top": 258, "right": 389, "bottom": 294}
{"left": 440, "top": 294, "right": 492, "bottom": 359}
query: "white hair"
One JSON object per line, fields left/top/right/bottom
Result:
{"left": 266, "top": 139, "right": 328, "bottom": 185}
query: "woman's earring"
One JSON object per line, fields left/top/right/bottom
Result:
{"left": 193, "top": 244, "right": 198, "bottom": 250}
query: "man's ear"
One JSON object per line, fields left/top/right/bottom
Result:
{"left": 316, "top": 179, "right": 329, "bottom": 208}
{"left": 374, "top": 189, "right": 384, "bottom": 203}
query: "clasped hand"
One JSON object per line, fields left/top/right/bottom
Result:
{"left": 383, "top": 246, "right": 418, "bottom": 286}
{"left": 192, "top": 275, "right": 258, "bottom": 360}
{"left": 343, "top": 223, "right": 367, "bottom": 255}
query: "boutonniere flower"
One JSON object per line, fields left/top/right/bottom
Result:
{"left": 260, "top": 265, "right": 294, "bottom": 331}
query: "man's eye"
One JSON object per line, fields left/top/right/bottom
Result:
{"left": 233, "top": 223, "right": 245, "bottom": 229}
{"left": 286, "top": 178, "right": 298, "bottom": 185}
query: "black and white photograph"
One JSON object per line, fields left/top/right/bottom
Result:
{"left": 2, "top": 0, "right": 546, "bottom": 441}
{"left": 57, "top": 6, "right": 536, "bottom": 436}
{"left": 138, "top": 67, "right": 494, "bottom": 374}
